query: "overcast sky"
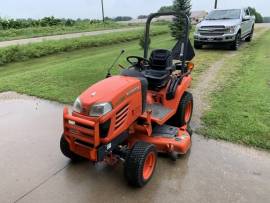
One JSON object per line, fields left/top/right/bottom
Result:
{"left": 0, "top": 0, "right": 269, "bottom": 19}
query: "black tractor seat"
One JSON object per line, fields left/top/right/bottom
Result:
{"left": 144, "top": 49, "right": 173, "bottom": 90}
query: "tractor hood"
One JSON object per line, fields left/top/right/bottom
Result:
{"left": 79, "top": 76, "right": 141, "bottom": 110}
{"left": 198, "top": 19, "right": 241, "bottom": 28}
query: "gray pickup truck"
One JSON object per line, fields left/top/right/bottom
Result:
{"left": 194, "top": 8, "right": 255, "bottom": 50}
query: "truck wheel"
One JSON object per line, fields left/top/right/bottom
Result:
{"left": 60, "top": 135, "right": 84, "bottom": 161}
{"left": 230, "top": 32, "right": 241, "bottom": 50}
{"left": 168, "top": 92, "right": 193, "bottom": 127}
{"left": 124, "top": 142, "right": 157, "bottom": 187}
{"left": 194, "top": 41, "right": 202, "bottom": 49}
{"left": 245, "top": 27, "right": 254, "bottom": 42}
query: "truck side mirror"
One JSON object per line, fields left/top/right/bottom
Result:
{"left": 243, "top": 16, "right": 250, "bottom": 21}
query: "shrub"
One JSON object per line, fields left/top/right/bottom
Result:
{"left": 0, "top": 26, "right": 168, "bottom": 66}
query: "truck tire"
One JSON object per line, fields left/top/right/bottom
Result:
{"left": 124, "top": 142, "right": 157, "bottom": 187}
{"left": 168, "top": 92, "right": 193, "bottom": 127}
{"left": 230, "top": 32, "right": 241, "bottom": 50}
{"left": 245, "top": 26, "right": 254, "bottom": 42}
{"left": 60, "top": 135, "right": 84, "bottom": 161}
{"left": 194, "top": 41, "right": 202, "bottom": 49}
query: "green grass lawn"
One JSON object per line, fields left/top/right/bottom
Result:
{"left": 200, "top": 30, "right": 270, "bottom": 150}
{"left": 0, "top": 22, "right": 131, "bottom": 42}
{"left": 0, "top": 32, "right": 225, "bottom": 103}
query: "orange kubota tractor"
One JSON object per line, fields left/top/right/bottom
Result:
{"left": 60, "top": 12, "right": 195, "bottom": 187}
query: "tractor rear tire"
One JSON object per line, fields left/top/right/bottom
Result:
{"left": 60, "top": 135, "right": 84, "bottom": 161}
{"left": 124, "top": 142, "right": 157, "bottom": 187}
{"left": 169, "top": 92, "right": 193, "bottom": 127}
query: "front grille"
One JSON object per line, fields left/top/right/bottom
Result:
{"left": 75, "top": 139, "right": 94, "bottom": 148}
{"left": 75, "top": 122, "right": 94, "bottom": 137}
{"left": 201, "top": 26, "right": 225, "bottom": 29}
{"left": 115, "top": 105, "right": 129, "bottom": 130}
{"left": 200, "top": 32, "right": 224, "bottom": 36}
{"left": 199, "top": 26, "right": 228, "bottom": 36}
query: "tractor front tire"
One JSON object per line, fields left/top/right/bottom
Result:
{"left": 124, "top": 142, "right": 157, "bottom": 187}
{"left": 60, "top": 135, "right": 84, "bottom": 161}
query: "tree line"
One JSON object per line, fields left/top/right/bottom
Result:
{"left": 0, "top": 17, "right": 79, "bottom": 30}
{"left": 0, "top": 16, "right": 133, "bottom": 30}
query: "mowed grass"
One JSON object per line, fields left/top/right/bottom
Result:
{"left": 201, "top": 30, "right": 270, "bottom": 150}
{"left": 0, "top": 32, "right": 225, "bottom": 103}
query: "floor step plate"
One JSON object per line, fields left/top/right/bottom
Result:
{"left": 152, "top": 124, "right": 178, "bottom": 138}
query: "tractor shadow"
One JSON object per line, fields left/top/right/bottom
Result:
{"left": 62, "top": 149, "right": 192, "bottom": 196}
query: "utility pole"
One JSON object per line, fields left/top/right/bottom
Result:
{"left": 101, "top": 0, "right": 105, "bottom": 22}
{"left": 214, "top": 0, "right": 218, "bottom": 9}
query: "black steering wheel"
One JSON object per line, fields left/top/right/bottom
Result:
{"left": 126, "top": 56, "right": 150, "bottom": 70}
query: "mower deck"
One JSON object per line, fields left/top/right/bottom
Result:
{"left": 128, "top": 125, "right": 191, "bottom": 155}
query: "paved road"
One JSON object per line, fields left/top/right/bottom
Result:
{"left": 0, "top": 27, "right": 142, "bottom": 48}
{"left": 0, "top": 92, "right": 269, "bottom": 203}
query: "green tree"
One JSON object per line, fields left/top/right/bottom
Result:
{"left": 248, "top": 7, "right": 263, "bottom": 23}
{"left": 170, "top": 0, "right": 191, "bottom": 40}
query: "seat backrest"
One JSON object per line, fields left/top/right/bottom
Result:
{"left": 121, "top": 69, "right": 148, "bottom": 112}
{"left": 149, "top": 49, "right": 173, "bottom": 70}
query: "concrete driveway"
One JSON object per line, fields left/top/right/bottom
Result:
{"left": 0, "top": 92, "right": 270, "bottom": 203}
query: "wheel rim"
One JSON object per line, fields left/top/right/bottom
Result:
{"left": 143, "top": 152, "right": 156, "bottom": 180}
{"left": 184, "top": 101, "right": 192, "bottom": 123}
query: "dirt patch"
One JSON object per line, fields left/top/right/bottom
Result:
{"left": 190, "top": 51, "right": 237, "bottom": 129}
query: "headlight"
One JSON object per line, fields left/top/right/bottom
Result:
{"left": 73, "top": 98, "right": 82, "bottom": 113}
{"left": 228, "top": 26, "right": 237, "bottom": 33}
{"left": 89, "top": 102, "right": 112, "bottom": 117}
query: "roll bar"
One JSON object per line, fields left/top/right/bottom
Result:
{"left": 143, "top": 12, "right": 190, "bottom": 70}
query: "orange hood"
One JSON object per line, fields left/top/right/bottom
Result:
{"left": 79, "top": 76, "right": 141, "bottom": 108}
